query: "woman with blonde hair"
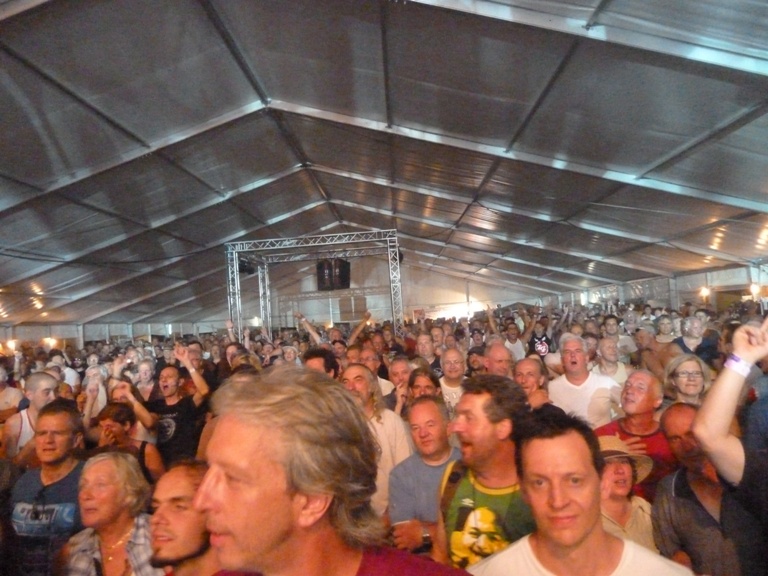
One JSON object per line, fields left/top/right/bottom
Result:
{"left": 661, "top": 353, "right": 711, "bottom": 410}
{"left": 66, "top": 452, "right": 162, "bottom": 576}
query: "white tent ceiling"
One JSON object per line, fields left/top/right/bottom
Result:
{"left": 1, "top": 0, "right": 767, "bottom": 326}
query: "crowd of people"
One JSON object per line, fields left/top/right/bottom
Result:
{"left": 0, "top": 298, "right": 765, "bottom": 576}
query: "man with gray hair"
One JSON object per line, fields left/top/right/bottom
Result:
{"left": 193, "top": 366, "right": 466, "bottom": 576}
{"left": 548, "top": 333, "right": 621, "bottom": 429}
{"left": 340, "top": 363, "right": 411, "bottom": 517}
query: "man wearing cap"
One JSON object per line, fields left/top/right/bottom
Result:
{"left": 469, "top": 329, "right": 485, "bottom": 349}
{"left": 594, "top": 370, "right": 675, "bottom": 502}
{"left": 598, "top": 436, "right": 657, "bottom": 552}
{"left": 465, "top": 347, "right": 485, "bottom": 378}
{"left": 654, "top": 403, "right": 765, "bottom": 576}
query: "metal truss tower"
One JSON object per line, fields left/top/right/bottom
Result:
{"left": 225, "top": 230, "right": 404, "bottom": 338}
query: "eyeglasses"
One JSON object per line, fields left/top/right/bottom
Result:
{"left": 674, "top": 370, "right": 703, "bottom": 379}
{"left": 443, "top": 360, "right": 464, "bottom": 366}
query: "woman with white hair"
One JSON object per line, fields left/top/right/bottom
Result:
{"left": 66, "top": 452, "right": 162, "bottom": 576}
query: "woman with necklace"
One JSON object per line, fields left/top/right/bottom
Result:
{"left": 66, "top": 452, "right": 162, "bottom": 576}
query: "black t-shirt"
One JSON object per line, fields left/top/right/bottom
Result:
{"left": 147, "top": 395, "right": 203, "bottom": 466}
{"left": 430, "top": 357, "right": 443, "bottom": 379}
{"left": 738, "top": 448, "right": 768, "bottom": 537}
{"left": 528, "top": 334, "right": 553, "bottom": 358}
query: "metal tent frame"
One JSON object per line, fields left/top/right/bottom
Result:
{"left": 225, "top": 230, "right": 404, "bottom": 338}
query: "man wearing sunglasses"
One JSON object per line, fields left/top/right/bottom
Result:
{"left": 9, "top": 400, "right": 85, "bottom": 576}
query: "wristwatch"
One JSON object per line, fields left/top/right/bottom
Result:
{"left": 421, "top": 526, "right": 432, "bottom": 548}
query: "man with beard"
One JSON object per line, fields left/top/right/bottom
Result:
{"left": 433, "top": 374, "right": 535, "bottom": 569}
{"left": 340, "top": 363, "right": 411, "bottom": 517}
{"left": 151, "top": 462, "right": 250, "bottom": 576}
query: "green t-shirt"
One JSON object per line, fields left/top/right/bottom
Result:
{"left": 442, "top": 462, "right": 535, "bottom": 569}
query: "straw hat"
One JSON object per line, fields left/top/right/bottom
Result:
{"left": 598, "top": 435, "right": 653, "bottom": 484}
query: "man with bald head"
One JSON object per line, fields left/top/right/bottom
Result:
{"left": 1, "top": 372, "right": 58, "bottom": 466}
{"left": 594, "top": 370, "right": 675, "bottom": 502}
{"left": 483, "top": 342, "right": 513, "bottom": 378}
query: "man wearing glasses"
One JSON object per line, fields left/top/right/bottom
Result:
{"left": 9, "top": 400, "right": 85, "bottom": 576}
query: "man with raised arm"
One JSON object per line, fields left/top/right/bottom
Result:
{"left": 693, "top": 316, "right": 768, "bottom": 534}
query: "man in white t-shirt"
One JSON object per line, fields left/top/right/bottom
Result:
{"left": 341, "top": 363, "right": 411, "bottom": 516}
{"left": 503, "top": 323, "right": 526, "bottom": 362}
{"left": 438, "top": 348, "right": 465, "bottom": 416}
{"left": 548, "top": 334, "right": 621, "bottom": 429}
{"left": 603, "top": 315, "right": 638, "bottom": 366}
{"left": 468, "top": 411, "right": 692, "bottom": 576}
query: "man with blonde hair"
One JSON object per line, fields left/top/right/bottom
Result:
{"left": 193, "top": 366, "right": 465, "bottom": 576}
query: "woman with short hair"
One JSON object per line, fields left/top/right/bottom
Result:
{"left": 67, "top": 452, "right": 162, "bottom": 576}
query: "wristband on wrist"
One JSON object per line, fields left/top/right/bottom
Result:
{"left": 725, "top": 354, "right": 752, "bottom": 378}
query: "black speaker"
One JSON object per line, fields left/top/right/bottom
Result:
{"left": 316, "top": 258, "right": 351, "bottom": 291}
{"left": 332, "top": 258, "right": 351, "bottom": 290}
{"left": 238, "top": 258, "right": 255, "bottom": 275}
{"left": 317, "top": 260, "right": 334, "bottom": 291}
